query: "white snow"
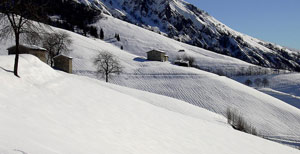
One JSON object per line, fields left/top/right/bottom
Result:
{"left": 1, "top": 9, "right": 300, "bottom": 152}
{"left": 233, "top": 73, "right": 300, "bottom": 110}
{"left": 0, "top": 55, "right": 299, "bottom": 154}
{"left": 1, "top": 15, "right": 300, "bottom": 141}
{"left": 94, "top": 15, "right": 253, "bottom": 71}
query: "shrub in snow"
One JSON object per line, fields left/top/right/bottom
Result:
{"left": 254, "top": 78, "right": 262, "bottom": 87}
{"left": 244, "top": 79, "right": 253, "bottom": 86}
{"left": 262, "top": 78, "right": 269, "bottom": 87}
{"left": 226, "top": 108, "right": 258, "bottom": 136}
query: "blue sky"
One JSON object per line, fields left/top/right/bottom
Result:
{"left": 185, "top": 0, "right": 300, "bottom": 49}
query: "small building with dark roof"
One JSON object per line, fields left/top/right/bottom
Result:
{"left": 146, "top": 50, "right": 168, "bottom": 62}
{"left": 7, "top": 44, "right": 48, "bottom": 63}
{"left": 174, "top": 60, "right": 190, "bottom": 67}
{"left": 53, "top": 54, "right": 73, "bottom": 73}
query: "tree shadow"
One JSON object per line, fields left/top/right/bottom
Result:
{"left": 0, "top": 66, "right": 13, "bottom": 73}
{"left": 105, "top": 38, "right": 117, "bottom": 43}
{"left": 133, "top": 57, "right": 148, "bottom": 62}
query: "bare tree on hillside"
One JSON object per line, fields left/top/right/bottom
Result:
{"left": 94, "top": 51, "right": 122, "bottom": 82}
{"left": 244, "top": 79, "right": 253, "bottom": 86}
{"left": 0, "top": 0, "right": 48, "bottom": 77}
{"left": 262, "top": 78, "right": 269, "bottom": 87}
{"left": 254, "top": 78, "right": 262, "bottom": 87}
{"left": 42, "top": 31, "right": 72, "bottom": 67}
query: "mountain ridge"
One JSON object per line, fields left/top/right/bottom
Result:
{"left": 68, "top": 0, "right": 300, "bottom": 71}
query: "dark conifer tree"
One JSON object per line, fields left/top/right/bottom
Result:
{"left": 115, "top": 33, "right": 120, "bottom": 41}
{"left": 100, "top": 28, "right": 104, "bottom": 40}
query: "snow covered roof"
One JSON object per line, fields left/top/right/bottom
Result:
{"left": 53, "top": 54, "right": 73, "bottom": 59}
{"left": 147, "top": 49, "right": 166, "bottom": 54}
{"left": 174, "top": 59, "right": 189, "bottom": 64}
{"left": 7, "top": 44, "right": 47, "bottom": 51}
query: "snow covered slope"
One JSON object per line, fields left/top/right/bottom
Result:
{"left": 234, "top": 73, "right": 300, "bottom": 109}
{"left": 68, "top": 20, "right": 300, "bottom": 139}
{"left": 0, "top": 55, "right": 299, "bottom": 154}
{"left": 1, "top": 17, "right": 300, "bottom": 139}
{"left": 70, "top": 0, "right": 300, "bottom": 71}
{"left": 93, "top": 15, "right": 255, "bottom": 74}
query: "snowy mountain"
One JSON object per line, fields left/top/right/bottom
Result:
{"left": 68, "top": 0, "right": 300, "bottom": 71}
{"left": 0, "top": 55, "right": 299, "bottom": 154}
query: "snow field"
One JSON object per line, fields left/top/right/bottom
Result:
{"left": 0, "top": 13, "right": 300, "bottom": 151}
{"left": 0, "top": 55, "right": 299, "bottom": 154}
{"left": 1, "top": 16, "right": 298, "bottom": 139}
{"left": 233, "top": 73, "right": 300, "bottom": 109}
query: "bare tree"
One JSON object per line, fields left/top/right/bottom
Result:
{"left": 94, "top": 51, "right": 122, "bottom": 82}
{"left": 244, "top": 79, "right": 253, "bottom": 86}
{"left": 262, "top": 78, "right": 269, "bottom": 87}
{"left": 254, "top": 78, "right": 262, "bottom": 87}
{"left": 42, "top": 31, "right": 72, "bottom": 67}
{"left": 0, "top": 0, "right": 48, "bottom": 77}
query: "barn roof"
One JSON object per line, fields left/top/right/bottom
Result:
{"left": 53, "top": 54, "right": 73, "bottom": 59}
{"left": 7, "top": 44, "right": 47, "bottom": 51}
{"left": 147, "top": 49, "right": 165, "bottom": 54}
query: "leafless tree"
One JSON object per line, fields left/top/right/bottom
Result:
{"left": 262, "top": 78, "right": 269, "bottom": 87}
{"left": 0, "top": 0, "right": 48, "bottom": 77}
{"left": 244, "top": 79, "right": 253, "bottom": 86}
{"left": 42, "top": 31, "right": 72, "bottom": 67}
{"left": 94, "top": 51, "right": 122, "bottom": 82}
{"left": 254, "top": 78, "right": 262, "bottom": 87}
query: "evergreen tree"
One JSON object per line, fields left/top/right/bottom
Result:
{"left": 89, "top": 26, "right": 98, "bottom": 38}
{"left": 100, "top": 28, "right": 104, "bottom": 40}
{"left": 244, "top": 79, "right": 252, "bottom": 86}
{"left": 115, "top": 33, "right": 120, "bottom": 41}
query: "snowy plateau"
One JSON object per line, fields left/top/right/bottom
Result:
{"left": 0, "top": 0, "right": 300, "bottom": 154}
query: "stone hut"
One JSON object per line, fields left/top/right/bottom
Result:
{"left": 7, "top": 44, "right": 47, "bottom": 63}
{"left": 53, "top": 55, "right": 73, "bottom": 73}
{"left": 174, "top": 60, "right": 190, "bottom": 67}
{"left": 146, "top": 50, "right": 168, "bottom": 62}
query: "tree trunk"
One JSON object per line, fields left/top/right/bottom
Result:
{"left": 50, "top": 53, "right": 54, "bottom": 67}
{"left": 14, "top": 33, "right": 20, "bottom": 77}
{"left": 105, "top": 73, "right": 108, "bottom": 82}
